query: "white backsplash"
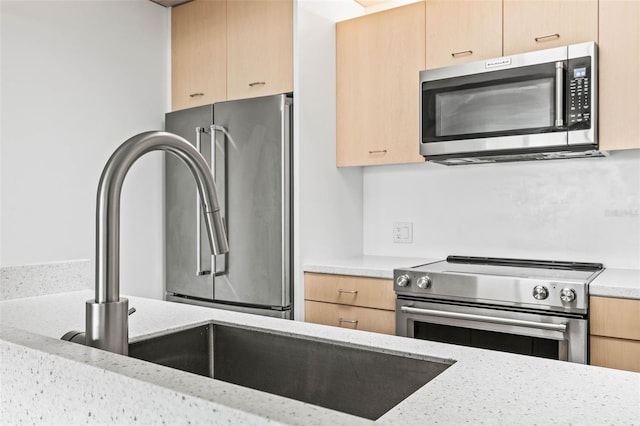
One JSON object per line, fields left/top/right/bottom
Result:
{"left": 363, "top": 150, "right": 640, "bottom": 269}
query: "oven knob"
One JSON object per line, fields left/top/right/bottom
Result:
{"left": 560, "top": 288, "right": 576, "bottom": 302}
{"left": 417, "top": 276, "right": 432, "bottom": 289}
{"left": 532, "top": 285, "right": 549, "bottom": 300}
{"left": 396, "top": 274, "right": 410, "bottom": 287}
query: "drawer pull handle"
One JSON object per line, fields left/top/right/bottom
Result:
{"left": 189, "top": 92, "right": 205, "bottom": 98}
{"left": 248, "top": 81, "right": 266, "bottom": 87}
{"left": 368, "top": 149, "right": 387, "bottom": 154}
{"left": 338, "top": 318, "right": 358, "bottom": 325}
{"left": 535, "top": 33, "right": 560, "bottom": 42}
{"left": 338, "top": 289, "right": 358, "bottom": 295}
{"left": 451, "top": 50, "right": 473, "bottom": 57}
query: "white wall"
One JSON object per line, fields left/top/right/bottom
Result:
{"left": 294, "top": 0, "right": 364, "bottom": 319}
{"left": 0, "top": 1, "right": 170, "bottom": 299}
{"left": 363, "top": 150, "right": 640, "bottom": 269}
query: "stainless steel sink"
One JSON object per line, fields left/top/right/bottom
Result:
{"left": 129, "top": 323, "right": 453, "bottom": 420}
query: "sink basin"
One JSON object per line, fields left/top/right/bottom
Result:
{"left": 129, "top": 323, "right": 453, "bottom": 420}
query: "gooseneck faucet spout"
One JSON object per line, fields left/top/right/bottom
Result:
{"left": 85, "top": 131, "right": 229, "bottom": 355}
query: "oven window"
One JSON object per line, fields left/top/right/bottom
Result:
{"left": 414, "top": 322, "right": 559, "bottom": 360}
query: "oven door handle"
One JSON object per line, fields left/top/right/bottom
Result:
{"left": 399, "top": 306, "right": 567, "bottom": 333}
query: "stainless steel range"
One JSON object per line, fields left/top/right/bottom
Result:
{"left": 394, "top": 256, "right": 604, "bottom": 363}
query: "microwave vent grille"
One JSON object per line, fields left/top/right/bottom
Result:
{"left": 430, "top": 149, "right": 605, "bottom": 166}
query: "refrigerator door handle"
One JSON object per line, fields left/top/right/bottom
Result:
{"left": 210, "top": 124, "right": 227, "bottom": 276}
{"left": 281, "top": 97, "right": 292, "bottom": 303}
{"left": 195, "top": 126, "right": 211, "bottom": 276}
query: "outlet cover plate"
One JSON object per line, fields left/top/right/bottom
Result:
{"left": 393, "top": 222, "right": 413, "bottom": 244}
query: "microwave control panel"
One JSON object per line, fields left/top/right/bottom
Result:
{"left": 567, "top": 57, "right": 591, "bottom": 129}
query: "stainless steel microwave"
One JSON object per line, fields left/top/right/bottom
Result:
{"left": 420, "top": 42, "right": 601, "bottom": 165}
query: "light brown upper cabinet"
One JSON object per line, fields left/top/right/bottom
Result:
{"left": 172, "top": 0, "right": 227, "bottom": 111}
{"left": 598, "top": 0, "right": 640, "bottom": 151}
{"left": 336, "top": 2, "right": 426, "bottom": 167}
{"left": 425, "top": 0, "right": 502, "bottom": 70}
{"left": 226, "top": 0, "right": 293, "bottom": 101}
{"left": 503, "top": 0, "right": 598, "bottom": 55}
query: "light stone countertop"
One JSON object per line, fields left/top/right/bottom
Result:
{"left": 1, "top": 290, "right": 639, "bottom": 425}
{"left": 589, "top": 267, "right": 640, "bottom": 299}
{"left": 303, "top": 255, "right": 640, "bottom": 300}
{"left": 303, "top": 255, "right": 438, "bottom": 279}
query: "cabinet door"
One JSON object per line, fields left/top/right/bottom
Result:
{"left": 336, "top": 2, "right": 425, "bottom": 167}
{"left": 591, "top": 296, "right": 640, "bottom": 340}
{"left": 305, "top": 300, "right": 396, "bottom": 335}
{"left": 590, "top": 336, "right": 640, "bottom": 373}
{"left": 599, "top": 0, "right": 640, "bottom": 151}
{"left": 503, "top": 0, "right": 598, "bottom": 55}
{"left": 425, "top": 0, "right": 502, "bottom": 69}
{"left": 226, "top": 0, "right": 293, "bottom": 101}
{"left": 171, "top": 0, "right": 227, "bottom": 111}
{"left": 304, "top": 273, "right": 395, "bottom": 310}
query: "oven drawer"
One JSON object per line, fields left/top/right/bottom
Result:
{"left": 305, "top": 300, "right": 395, "bottom": 335}
{"left": 304, "top": 273, "right": 395, "bottom": 310}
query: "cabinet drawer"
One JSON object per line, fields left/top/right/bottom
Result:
{"left": 305, "top": 301, "right": 395, "bottom": 335}
{"left": 304, "top": 273, "right": 395, "bottom": 310}
{"left": 590, "top": 297, "right": 640, "bottom": 340}
{"left": 590, "top": 336, "right": 640, "bottom": 373}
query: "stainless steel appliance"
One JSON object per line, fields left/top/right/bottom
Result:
{"left": 165, "top": 94, "right": 293, "bottom": 319}
{"left": 420, "top": 42, "right": 600, "bottom": 164}
{"left": 395, "top": 256, "right": 604, "bottom": 363}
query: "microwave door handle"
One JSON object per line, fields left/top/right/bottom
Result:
{"left": 399, "top": 305, "right": 567, "bottom": 333}
{"left": 555, "top": 61, "right": 564, "bottom": 128}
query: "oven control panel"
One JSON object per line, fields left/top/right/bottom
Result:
{"left": 532, "top": 285, "right": 577, "bottom": 303}
{"left": 393, "top": 268, "right": 589, "bottom": 315}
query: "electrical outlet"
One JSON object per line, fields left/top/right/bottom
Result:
{"left": 393, "top": 222, "right": 413, "bottom": 244}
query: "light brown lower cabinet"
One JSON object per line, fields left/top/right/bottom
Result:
{"left": 589, "top": 296, "right": 640, "bottom": 373}
{"left": 304, "top": 272, "right": 396, "bottom": 335}
{"left": 305, "top": 300, "right": 395, "bottom": 335}
{"left": 590, "top": 336, "right": 640, "bottom": 373}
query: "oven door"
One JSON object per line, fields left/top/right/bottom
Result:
{"left": 396, "top": 298, "right": 587, "bottom": 364}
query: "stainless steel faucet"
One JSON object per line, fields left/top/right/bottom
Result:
{"left": 85, "top": 131, "right": 229, "bottom": 355}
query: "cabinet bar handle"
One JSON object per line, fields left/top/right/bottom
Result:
{"left": 368, "top": 149, "right": 387, "bottom": 154}
{"left": 189, "top": 92, "right": 204, "bottom": 97}
{"left": 535, "top": 33, "right": 560, "bottom": 42}
{"left": 338, "top": 289, "right": 358, "bottom": 294}
{"left": 338, "top": 318, "right": 358, "bottom": 325}
{"left": 451, "top": 50, "right": 473, "bottom": 57}
{"left": 248, "top": 81, "right": 266, "bottom": 87}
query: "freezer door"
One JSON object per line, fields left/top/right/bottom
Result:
{"left": 166, "top": 295, "right": 292, "bottom": 319}
{"left": 165, "top": 105, "right": 215, "bottom": 299}
{"left": 212, "top": 94, "right": 292, "bottom": 309}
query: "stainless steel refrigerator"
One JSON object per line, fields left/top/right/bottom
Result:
{"left": 164, "top": 94, "right": 292, "bottom": 319}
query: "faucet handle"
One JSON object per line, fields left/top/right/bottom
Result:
{"left": 128, "top": 307, "right": 136, "bottom": 316}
